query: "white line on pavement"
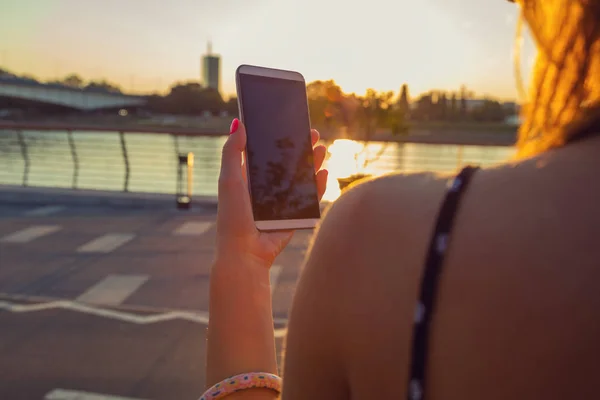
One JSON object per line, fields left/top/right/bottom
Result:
{"left": 24, "top": 205, "right": 66, "bottom": 217}
{"left": 270, "top": 265, "right": 283, "bottom": 295}
{"left": 77, "top": 233, "right": 135, "bottom": 253}
{"left": 77, "top": 275, "right": 149, "bottom": 305}
{"left": 0, "top": 298, "right": 288, "bottom": 337}
{"left": 0, "top": 225, "right": 61, "bottom": 244}
{"left": 45, "top": 388, "right": 147, "bottom": 400}
{"left": 172, "top": 221, "right": 213, "bottom": 236}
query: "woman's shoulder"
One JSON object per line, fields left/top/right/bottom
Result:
{"left": 318, "top": 171, "right": 458, "bottom": 253}
{"left": 309, "top": 170, "right": 458, "bottom": 309}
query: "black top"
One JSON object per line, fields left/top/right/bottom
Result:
{"left": 405, "top": 113, "right": 600, "bottom": 400}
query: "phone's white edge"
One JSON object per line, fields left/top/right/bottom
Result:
{"left": 236, "top": 64, "right": 305, "bottom": 82}
{"left": 256, "top": 218, "right": 319, "bottom": 231}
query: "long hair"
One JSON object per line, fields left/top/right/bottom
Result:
{"left": 516, "top": 0, "right": 600, "bottom": 157}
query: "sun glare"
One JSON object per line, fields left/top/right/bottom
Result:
{"left": 322, "top": 139, "right": 366, "bottom": 201}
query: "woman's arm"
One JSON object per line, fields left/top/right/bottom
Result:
{"left": 206, "top": 254, "right": 278, "bottom": 391}
{"left": 204, "top": 119, "right": 327, "bottom": 399}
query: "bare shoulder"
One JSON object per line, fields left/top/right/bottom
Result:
{"left": 313, "top": 170, "right": 459, "bottom": 303}
{"left": 285, "top": 172, "right": 455, "bottom": 398}
{"left": 315, "top": 171, "right": 451, "bottom": 253}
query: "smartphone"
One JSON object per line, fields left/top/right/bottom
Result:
{"left": 235, "top": 65, "right": 321, "bottom": 231}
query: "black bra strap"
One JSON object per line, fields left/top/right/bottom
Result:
{"left": 406, "top": 166, "right": 480, "bottom": 400}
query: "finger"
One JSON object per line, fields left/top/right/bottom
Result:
{"left": 311, "top": 129, "right": 320, "bottom": 147}
{"left": 219, "top": 119, "right": 247, "bottom": 185}
{"left": 313, "top": 144, "right": 326, "bottom": 172}
{"left": 316, "top": 168, "right": 328, "bottom": 201}
{"left": 218, "top": 120, "right": 255, "bottom": 235}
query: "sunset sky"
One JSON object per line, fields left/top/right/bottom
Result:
{"left": 0, "top": 0, "right": 535, "bottom": 99}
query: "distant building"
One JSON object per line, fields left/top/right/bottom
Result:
{"left": 202, "top": 42, "right": 221, "bottom": 93}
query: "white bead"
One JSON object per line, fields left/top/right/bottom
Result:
{"left": 409, "top": 379, "right": 423, "bottom": 400}
{"left": 436, "top": 233, "right": 448, "bottom": 254}
{"left": 414, "top": 302, "right": 426, "bottom": 324}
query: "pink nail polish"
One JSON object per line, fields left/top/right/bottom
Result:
{"left": 229, "top": 118, "right": 239, "bottom": 134}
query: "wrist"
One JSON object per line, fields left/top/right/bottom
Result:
{"left": 213, "top": 251, "right": 271, "bottom": 271}
{"left": 211, "top": 253, "right": 271, "bottom": 287}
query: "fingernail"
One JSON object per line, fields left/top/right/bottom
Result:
{"left": 229, "top": 118, "right": 239, "bottom": 135}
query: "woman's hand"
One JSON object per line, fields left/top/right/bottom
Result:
{"left": 216, "top": 118, "right": 328, "bottom": 267}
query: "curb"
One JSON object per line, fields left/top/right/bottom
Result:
{"left": 0, "top": 185, "right": 218, "bottom": 210}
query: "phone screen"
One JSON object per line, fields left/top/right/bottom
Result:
{"left": 238, "top": 73, "right": 320, "bottom": 222}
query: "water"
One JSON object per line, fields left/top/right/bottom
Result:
{"left": 0, "top": 130, "right": 514, "bottom": 202}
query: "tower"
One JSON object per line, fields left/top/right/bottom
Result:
{"left": 202, "top": 41, "right": 221, "bottom": 93}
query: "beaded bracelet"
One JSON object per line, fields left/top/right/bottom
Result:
{"left": 200, "top": 372, "right": 282, "bottom": 400}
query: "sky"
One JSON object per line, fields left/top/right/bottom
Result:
{"left": 0, "top": 0, "right": 536, "bottom": 100}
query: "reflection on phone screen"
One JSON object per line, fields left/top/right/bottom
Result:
{"left": 239, "top": 73, "right": 320, "bottom": 221}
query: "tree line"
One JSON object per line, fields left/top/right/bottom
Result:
{"left": 1, "top": 68, "right": 517, "bottom": 135}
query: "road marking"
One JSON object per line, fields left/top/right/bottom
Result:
{"left": 77, "top": 233, "right": 135, "bottom": 253}
{"left": 45, "top": 388, "right": 147, "bottom": 400}
{"left": 270, "top": 265, "right": 283, "bottom": 295}
{"left": 0, "top": 298, "right": 288, "bottom": 337}
{"left": 0, "top": 225, "right": 61, "bottom": 243}
{"left": 173, "top": 221, "right": 213, "bottom": 235}
{"left": 25, "top": 205, "right": 66, "bottom": 217}
{"left": 77, "top": 274, "right": 149, "bottom": 305}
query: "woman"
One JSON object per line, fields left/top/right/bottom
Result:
{"left": 205, "top": 0, "right": 600, "bottom": 398}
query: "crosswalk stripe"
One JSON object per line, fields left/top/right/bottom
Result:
{"left": 270, "top": 265, "right": 283, "bottom": 295}
{"left": 173, "top": 221, "right": 213, "bottom": 236}
{"left": 0, "top": 225, "right": 61, "bottom": 243}
{"left": 24, "top": 205, "right": 65, "bottom": 217}
{"left": 77, "top": 233, "right": 135, "bottom": 253}
{"left": 45, "top": 388, "right": 147, "bottom": 400}
{"left": 76, "top": 274, "right": 149, "bottom": 306}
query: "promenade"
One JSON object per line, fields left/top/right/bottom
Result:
{"left": 0, "top": 191, "right": 312, "bottom": 399}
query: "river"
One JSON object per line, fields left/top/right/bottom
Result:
{"left": 0, "top": 130, "right": 514, "bottom": 202}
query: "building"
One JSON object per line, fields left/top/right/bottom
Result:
{"left": 202, "top": 42, "right": 221, "bottom": 93}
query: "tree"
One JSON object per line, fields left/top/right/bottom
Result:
{"left": 439, "top": 92, "right": 448, "bottom": 120}
{"left": 398, "top": 83, "right": 410, "bottom": 119}
{"left": 460, "top": 85, "right": 469, "bottom": 120}
{"left": 413, "top": 93, "right": 433, "bottom": 121}
{"left": 225, "top": 97, "right": 239, "bottom": 116}
{"left": 450, "top": 92, "right": 458, "bottom": 120}
{"left": 471, "top": 99, "right": 506, "bottom": 122}
{"left": 161, "top": 82, "right": 224, "bottom": 115}
{"left": 85, "top": 79, "right": 122, "bottom": 93}
{"left": 62, "top": 74, "right": 84, "bottom": 88}
{"left": 306, "top": 80, "right": 345, "bottom": 129}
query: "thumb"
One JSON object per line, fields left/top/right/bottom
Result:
{"left": 219, "top": 118, "right": 247, "bottom": 184}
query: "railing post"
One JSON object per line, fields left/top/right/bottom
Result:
{"left": 119, "top": 131, "right": 130, "bottom": 192}
{"left": 16, "top": 129, "right": 30, "bottom": 186}
{"left": 67, "top": 129, "right": 79, "bottom": 189}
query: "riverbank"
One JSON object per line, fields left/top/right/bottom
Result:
{"left": 2, "top": 117, "right": 518, "bottom": 147}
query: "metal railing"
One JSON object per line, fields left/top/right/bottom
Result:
{"left": 0, "top": 121, "right": 515, "bottom": 200}
{"left": 0, "top": 122, "right": 227, "bottom": 197}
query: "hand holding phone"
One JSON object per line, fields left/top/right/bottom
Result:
{"left": 236, "top": 65, "right": 325, "bottom": 231}
{"left": 215, "top": 66, "right": 327, "bottom": 265}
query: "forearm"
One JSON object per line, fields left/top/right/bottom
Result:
{"left": 206, "top": 255, "right": 278, "bottom": 388}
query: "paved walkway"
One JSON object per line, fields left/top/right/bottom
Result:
{"left": 0, "top": 202, "right": 312, "bottom": 399}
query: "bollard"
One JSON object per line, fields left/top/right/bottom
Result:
{"left": 176, "top": 152, "right": 194, "bottom": 210}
